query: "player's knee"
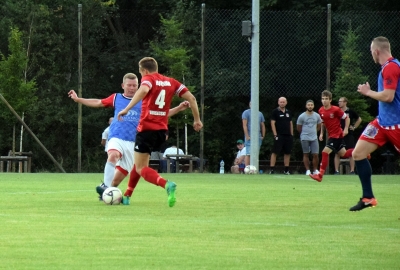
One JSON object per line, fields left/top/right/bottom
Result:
{"left": 352, "top": 149, "right": 365, "bottom": 160}
{"left": 107, "top": 150, "right": 120, "bottom": 162}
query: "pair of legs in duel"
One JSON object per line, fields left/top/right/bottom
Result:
{"left": 98, "top": 130, "right": 176, "bottom": 207}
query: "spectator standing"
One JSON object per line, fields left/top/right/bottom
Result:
{"left": 270, "top": 97, "right": 294, "bottom": 175}
{"left": 242, "top": 102, "right": 266, "bottom": 166}
{"left": 334, "top": 97, "right": 362, "bottom": 174}
{"left": 296, "top": 100, "right": 322, "bottom": 175}
{"left": 231, "top": 139, "right": 246, "bottom": 174}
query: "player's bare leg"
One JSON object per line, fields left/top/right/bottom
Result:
{"left": 312, "top": 153, "right": 319, "bottom": 174}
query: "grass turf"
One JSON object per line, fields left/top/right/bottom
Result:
{"left": 0, "top": 173, "right": 399, "bottom": 269}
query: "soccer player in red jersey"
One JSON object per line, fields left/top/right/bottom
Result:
{"left": 309, "top": 90, "right": 354, "bottom": 182}
{"left": 349, "top": 36, "right": 400, "bottom": 211}
{"left": 118, "top": 57, "right": 203, "bottom": 207}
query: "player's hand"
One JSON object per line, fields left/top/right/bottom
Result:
{"left": 319, "top": 134, "right": 323, "bottom": 141}
{"left": 179, "top": 101, "right": 190, "bottom": 111}
{"left": 343, "top": 129, "right": 348, "bottom": 137}
{"left": 117, "top": 109, "right": 128, "bottom": 121}
{"left": 357, "top": 82, "right": 371, "bottom": 96}
{"left": 68, "top": 90, "right": 78, "bottom": 101}
{"left": 193, "top": 120, "right": 203, "bottom": 131}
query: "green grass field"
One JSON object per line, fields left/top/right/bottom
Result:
{"left": 0, "top": 173, "right": 399, "bottom": 269}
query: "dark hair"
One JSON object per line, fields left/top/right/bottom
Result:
{"left": 321, "top": 90, "right": 332, "bottom": 100}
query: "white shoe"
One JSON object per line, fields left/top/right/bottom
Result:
{"left": 313, "top": 170, "right": 319, "bottom": 175}
{"left": 305, "top": 170, "right": 311, "bottom": 176}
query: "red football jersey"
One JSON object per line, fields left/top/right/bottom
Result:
{"left": 138, "top": 73, "right": 188, "bottom": 131}
{"left": 318, "top": 105, "right": 347, "bottom": 138}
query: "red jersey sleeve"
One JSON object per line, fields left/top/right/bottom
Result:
{"left": 101, "top": 93, "right": 117, "bottom": 108}
{"left": 337, "top": 107, "right": 346, "bottom": 120}
{"left": 382, "top": 62, "right": 400, "bottom": 90}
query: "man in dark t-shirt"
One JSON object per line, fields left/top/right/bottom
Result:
{"left": 269, "top": 97, "right": 293, "bottom": 175}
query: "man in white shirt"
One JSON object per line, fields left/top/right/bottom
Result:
{"left": 163, "top": 145, "right": 185, "bottom": 172}
{"left": 231, "top": 139, "right": 246, "bottom": 174}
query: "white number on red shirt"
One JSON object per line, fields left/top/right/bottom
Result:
{"left": 155, "top": 89, "right": 166, "bottom": 109}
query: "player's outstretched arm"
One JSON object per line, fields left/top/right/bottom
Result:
{"left": 68, "top": 90, "right": 103, "bottom": 107}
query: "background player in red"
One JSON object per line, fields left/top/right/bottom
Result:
{"left": 350, "top": 36, "right": 400, "bottom": 211}
{"left": 309, "top": 90, "right": 354, "bottom": 182}
{"left": 118, "top": 57, "right": 203, "bottom": 207}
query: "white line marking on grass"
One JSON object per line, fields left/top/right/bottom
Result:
{"left": 8, "top": 190, "right": 92, "bottom": 195}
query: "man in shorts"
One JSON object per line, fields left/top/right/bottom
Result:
{"left": 350, "top": 36, "right": 400, "bottom": 211}
{"left": 269, "top": 97, "right": 293, "bottom": 175}
{"left": 309, "top": 90, "right": 354, "bottom": 182}
{"left": 296, "top": 100, "right": 321, "bottom": 175}
{"left": 118, "top": 57, "right": 203, "bottom": 207}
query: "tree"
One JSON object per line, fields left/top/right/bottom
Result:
{"left": 149, "top": 0, "right": 197, "bottom": 153}
{"left": 332, "top": 26, "right": 372, "bottom": 127}
{"left": 0, "top": 27, "right": 37, "bottom": 118}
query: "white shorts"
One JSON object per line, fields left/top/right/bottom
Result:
{"left": 107, "top": 138, "right": 135, "bottom": 172}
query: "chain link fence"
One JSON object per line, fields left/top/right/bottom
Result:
{"left": 0, "top": 6, "right": 399, "bottom": 173}
{"left": 203, "top": 9, "right": 400, "bottom": 173}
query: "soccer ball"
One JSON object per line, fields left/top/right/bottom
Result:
{"left": 102, "top": 187, "right": 122, "bottom": 205}
{"left": 244, "top": 165, "right": 257, "bottom": 174}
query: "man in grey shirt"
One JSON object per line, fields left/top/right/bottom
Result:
{"left": 296, "top": 100, "right": 322, "bottom": 175}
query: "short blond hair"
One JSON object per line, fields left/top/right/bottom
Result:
{"left": 123, "top": 73, "right": 137, "bottom": 83}
{"left": 372, "top": 36, "right": 391, "bottom": 52}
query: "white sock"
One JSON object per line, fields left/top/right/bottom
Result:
{"left": 103, "top": 162, "right": 116, "bottom": 187}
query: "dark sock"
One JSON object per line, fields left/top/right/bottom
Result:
{"left": 355, "top": 158, "right": 374, "bottom": 198}
{"left": 284, "top": 166, "right": 289, "bottom": 172}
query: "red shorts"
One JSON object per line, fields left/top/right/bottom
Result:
{"left": 359, "top": 119, "right": 400, "bottom": 153}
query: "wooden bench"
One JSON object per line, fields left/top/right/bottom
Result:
{"left": 0, "top": 152, "right": 32, "bottom": 173}
{"left": 259, "top": 160, "right": 304, "bottom": 174}
{"left": 149, "top": 160, "right": 161, "bottom": 172}
{"left": 165, "top": 154, "right": 193, "bottom": 173}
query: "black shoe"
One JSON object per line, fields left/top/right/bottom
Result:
{"left": 349, "top": 198, "right": 378, "bottom": 211}
{"left": 269, "top": 170, "right": 274, "bottom": 174}
{"left": 96, "top": 184, "right": 107, "bottom": 197}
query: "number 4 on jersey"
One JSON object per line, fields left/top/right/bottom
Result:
{"left": 155, "top": 89, "right": 166, "bottom": 109}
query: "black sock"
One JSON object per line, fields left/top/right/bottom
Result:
{"left": 355, "top": 158, "right": 374, "bottom": 198}
{"left": 284, "top": 166, "right": 289, "bottom": 172}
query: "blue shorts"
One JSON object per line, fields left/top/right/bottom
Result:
{"left": 245, "top": 138, "right": 262, "bottom": 155}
